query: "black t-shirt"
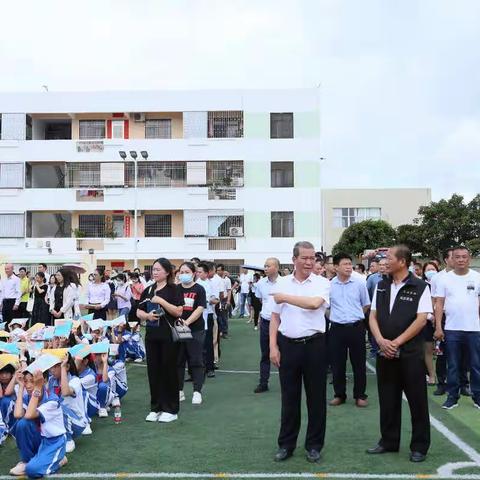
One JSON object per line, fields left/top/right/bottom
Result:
{"left": 179, "top": 283, "right": 207, "bottom": 332}
{"left": 138, "top": 283, "right": 184, "bottom": 341}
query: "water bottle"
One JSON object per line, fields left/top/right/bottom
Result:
{"left": 114, "top": 405, "right": 122, "bottom": 424}
{"left": 434, "top": 340, "right": 443, "bottom": 356}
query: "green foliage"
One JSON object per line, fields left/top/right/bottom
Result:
{"left": 332, "top": 220, "right": 396, "bottom": 256}
{"left": 395, "top": 224, "right": 424, "bottom": 254}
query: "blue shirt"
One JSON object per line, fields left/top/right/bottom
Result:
{"left": 329, "top": 276, "right": 370, "bottom": 324}
{"left": 367, "top": 273, "right": 384, "bottom": 300}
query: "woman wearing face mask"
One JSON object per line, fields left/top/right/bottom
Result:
{"left": 113, "top": 273, "right": 132, "bottom": 318}
{"left": 177, "top": 262, "right": 207, "bottom": 405}
{"left": 136, "top": 258, "right": 183, "bottom": 423}
{"left": 422, "top": 261, "right": 439, "bottom": 386}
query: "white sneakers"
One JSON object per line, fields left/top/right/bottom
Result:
{"left": 111, "top": 397, "right": 121, "bottom": 408}
{"left": 66, "top": 439, "right": 76, "bottom": 453}
{"left": 98, "top": 408, "right": 108, "bottom": 418}
{"left": 192, "top": 391, "right": 203, "bottom": 405}
{"left": 82, "top": 424, "right": 93, "bottom": 435}
{"left": 179, "top": 390, "right": 186, "bottom": 402}
{"left": 134, "top": 358, "right": 143, "bottom": 363}
{"left": 9, "top": 462, "right": 26, "bottom": 476}
{"left": 157, "top": 412, "right": 178, "bottom": 423}
{"left": 145, "top": 411, "right": 161, "bottom": 422}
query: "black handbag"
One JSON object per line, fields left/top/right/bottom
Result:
{"left": 169, "top": 319, "right": 193, "bottom": 342}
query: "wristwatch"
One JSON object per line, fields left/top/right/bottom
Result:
{"left": 32, "top": 389, "right": 42, "bottom": 398}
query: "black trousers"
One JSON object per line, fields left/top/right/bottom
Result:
{"left": 145, "top": 336, "right": 180, "bottom": 414}
{"left": 251, "top": 296, "right": 261, "bottom": 327}
{"left": 89, "top": 306, "right": 107, "bottom": 320}
{"left": 259, "top": 318, "right": 271, "bottom": 387}
{"left": 178, "top": 330, "right": 206, "bottom": 392}
{"left": 330, "top": 321, "right": 367, "bottom": 400}
{"left": 204, "top": 314, "right": 215, "bottom": 372}
{"left": 376, "top": 354, "right": 430, "bottom": 454}
{"left": 2, "top": 299, "right": 18, "bottom": 325}
{"left": 277, "top": 332, "right": 327, "bottom": 452}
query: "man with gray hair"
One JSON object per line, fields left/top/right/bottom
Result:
{"left": 270, "top": 241, "right": 330, "bottom": 463}
{"left": 0, "top": 264, "right": 21, "bottom": 325}
{"left": 253, "top": 257, "right": 281, "bottom": 394}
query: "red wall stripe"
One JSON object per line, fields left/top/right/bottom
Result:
{"left": 124, "top": 120, "right": 129, "bottom": 139}
{"left": 106, "top": 120, "right": 112, "bottom": 139}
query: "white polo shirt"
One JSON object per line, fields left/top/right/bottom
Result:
{"left": 255, "top": 275, "right": 280, "bottom": 321}
{"left": 272, "top": 273, "right": 330, "bottom": 338}
{"left": 430, "top": 269, "right": 448, "bottom": 298}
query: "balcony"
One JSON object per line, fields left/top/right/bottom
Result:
{"left": 31, "top": 116, "right": 72, "bottom": 140}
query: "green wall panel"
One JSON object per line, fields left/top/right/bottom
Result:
{"left": 294, "top": 161, "right": 320, "bottom": 187}
{"left": 244, "top": 112, "right": 269, "bottom": 138}
{"left": 295, "top": 211, "right": 320, "bottom": 237}
{"left": 244, "top": 161, "right": 269, "bottom": 188}
{"left": 245, "top": 212, "right": 270, "bottom": 237}
{"left": 294, "top": 111, "right": 320, "bottom": 138}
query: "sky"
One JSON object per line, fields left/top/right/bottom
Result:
{"left": 0, "top": 0, "right": 479, "bottom": 201}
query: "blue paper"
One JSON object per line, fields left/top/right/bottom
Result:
{"left": 81, "top": 313, "right": 94, "bottom": 321}
{"left": 90, "top": 342, "right": 109, "bottom": 354}
{"left": 69, "top": 344, "right": 90, "bottom": 359}
{"left": 0, "top": 342, "right": 20, "bottom": 355}
{"left": 87, "top": 319, "right": 105, "bottom": 332}
{"left": 54, "top": 321, "right": 73, "bottom": 338}
{"left": 43, "top": 326, "right": 55, "bottom": 341}
{"left": 26, "top": 353, "right": 61, "bottom": 374}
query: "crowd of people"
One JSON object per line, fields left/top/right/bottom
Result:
{"left": 0, "top": 241, "right": 478, "bottom": 475}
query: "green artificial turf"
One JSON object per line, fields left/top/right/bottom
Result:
{"left": 0, "top": 318, "right": 479, "bottom": 479}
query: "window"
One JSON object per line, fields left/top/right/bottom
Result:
{"left": 208, "top": 111, "right": 243, "bottom": 138}
{"left": 271, "top": 162, "right": 294, "bottom": 188}
{"left": 111, "top": 120, "right": 124, "bottom": 139}
{"left": 126, "top": 162, "right": 186, "bottom": 187}
{"left": 112, "top": 215, "right": 124, "bottom": 237}
{"left": 0, "top": 163, "right": 23, "bottom": 188}
{"left": 270, "top": 113, "right": 294, "bottom": 139}
{"left": 144, "top": 214, "right": 172, "bottom": 237}
{"left": 79, "top": 120, "right": 105, "bottom": 139}
{"left": 145, "top": 119, "right": 172, "bottom": 139}
{"left": 79, "top": 214, "right": 105, "bottom": 238}
{"left": 333, "top": 208, "right": 382, "bottom": 228}
{"left": 271, "top": 211, "right": 294, "bottom": 237}
{"left": 0, "top": 213, "right": 24, "bottom": 238}
{"left": 208, "top": 215, "right": 244, "bottom": 237}
{"left": 207, "top": 161, "right": 244, "bottom": 187}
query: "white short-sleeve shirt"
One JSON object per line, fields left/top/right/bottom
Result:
{"left": 371, "top": 282, "right": 433, "bottom": 314}
{"left": 272, "top": 273, "right": 330, "bottom": 338}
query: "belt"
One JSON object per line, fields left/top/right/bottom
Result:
{"left": 280, "top": 332, "right": 323, "bottom": 344}
{"left": 331, "top": 320, "right": 363, "bottom": 328}
{"left": 260, "top": 316, "right": 270, "bottom": 322}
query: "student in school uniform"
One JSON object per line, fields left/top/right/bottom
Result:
{"left": 10, "top": 362, "right": 67, "bottom": 478}
{"left": 48, "top": 353, "right": 88, "bottom": 454}
{"left": 0, "top": 354, "right": 18, "bottom": 439}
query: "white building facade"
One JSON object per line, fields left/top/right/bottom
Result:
{"left": 0, "top": 89, "right": 323, "bottom": 274}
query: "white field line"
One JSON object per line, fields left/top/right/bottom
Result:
{"left": 0, "top": 472, "right": 479, "bottom": 479}
{"left": 365, "top": 362, "right": 480, "bottom": 466}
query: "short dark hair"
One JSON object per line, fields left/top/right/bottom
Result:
{"left": 452, "top": 245, "right": 470, "bottom": 254}
{"left": 216, "top": 264, "right": 225, "bottom": 271}
{"left": 19, "top": 267, "right": 26, "bottom": 273}
{"left": 293, "top": 241, "right": 315, "bottom": 257}
{"left": 392, "top": 245, "right": 412, "bottom": 267}
{"left": 190, "top": 257, "right": 201, "bottom": 264}
{"left": 179, "top": 261, "right": 196, "bottom": 273}
{"left": 197, "top": 262, "right": 209, "bottom": 274}
{"left": 356, "top": 264, "right": 366, "bottom": 273}
{"left": 116, "top": 273, "right": 126, "bottom": 282}
{"left": 442, "top": 248, "right": 454, "bottom": 261}
{"left": 333, "top": 253, "right": 352, "bottom": 266}
{"left": 38, "top": 263, "right": 47, "bottom": 270}
{"left": 35, "top": 271, "right": 46, "bottom": 281}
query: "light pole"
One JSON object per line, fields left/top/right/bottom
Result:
{"left": 119, "top": 150, "right": 148, "bottom": 269}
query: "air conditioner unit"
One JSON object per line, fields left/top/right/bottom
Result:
{"left": 45, "top": 241, "right": 51, "bottom": 248}
{"left": 132, "top": 112, "right": 145, "bottom": 122}
{"left": 229, "top": 227, "right": 243, "bottom": 237}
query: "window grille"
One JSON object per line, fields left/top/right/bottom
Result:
{"left": 270, "top": 113, "right": 294, "bottom": 139}
{"left": 271, "top": 211, "right": 294, "bottom": 237}
{"left": 206, "top": 161, "right": 243, "bottom": 186}
{"left": 0, "top": 213, "right": 24, "bottom": 238}
{"left": 79, "top": 120, "right": 106, "bottom": 139}
{"left": 0, "top": 163, "right": 23, "bottom": 188}
{"left": 144, "top": 214, "right": 172, "bottom": 237}
{"left": 145, "top": 119, "right": 172, "bottom": 139}
{"left": 333, "top": 208, "right": 381, "bottom": 228}
{"left": 208, "top": 238, "right": 236, "bottom": 250}
{"left": 208, "top": 111, "right": 243, "bottom": 138}
{"left": 79, "top": 214, "right": 106, "bottom": 238}
{"left": 125, "top": 162, "right": 186, "bottom": 187}
{"left": 208, "top": 215, "right": 244, "bottom": 237}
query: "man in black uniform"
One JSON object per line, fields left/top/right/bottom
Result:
{"left": 367, "top": 245, "right": 432, "bottom": 463}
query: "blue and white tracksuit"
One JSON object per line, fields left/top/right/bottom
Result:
{"left": 14, "top": 389, "right": 66, "bottom": 479}
{"left": 108, "top": 359, "right": 128, "bottom": 401}
{"left": 78, "top": 367, "right": 109, "bottom": 419}
{"left": 118, "top": 330, "right": 145, "bottom": 361}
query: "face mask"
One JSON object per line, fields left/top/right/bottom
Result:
{"left": 179, "top": 273, "right": 193, "bottom": 284}
{"left": 408, "top": 266, "right": 415, "bottom": 273}
{"left": 117, "top": 280, "right": 124, "bottom": 286}
{"left": 425, "top": 270, "right": 437, "bottom": 281}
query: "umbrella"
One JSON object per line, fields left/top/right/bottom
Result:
{"left": 240, "top": 264, "right": 265, "bottom": 272}
{"left": 63, "top": 263, "right": 87, "bottom": 274}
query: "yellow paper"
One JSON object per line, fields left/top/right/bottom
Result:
{"left": 0, "top": 353, "right": 19, "bottom": 369}
{"left": 0, "top": 331, "right": 10, "bottom": 338}
{"left": 25, "top": 323, "right": 45, "bottom": 336}
{"left": 41, "top": 348, "right": 69, "bottom": 359}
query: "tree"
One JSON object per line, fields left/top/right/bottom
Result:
{"left": 332, "top": 220, "right": 396, "bottom": 257}
{"left": 413, "top": 194, "right": 480, "bottom": 258}
{"left": 395, "top": 224, "right": 425, "bottom": 255}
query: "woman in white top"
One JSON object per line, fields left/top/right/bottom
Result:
{"left": 84, "top": 269, "right": 110, "bottom": 320}
{"left": 49, "top": 269, "right": 76, "bottom": 320}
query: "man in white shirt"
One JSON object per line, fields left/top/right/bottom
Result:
{"left": 434, "top": 246, "right": 480, "bottom": 410}
{"left": 253, "top": 257, "right": 280, "bottom": 394}
{"left": 269, "top": 241, "right": 330, "bottom": 464}
{"left": 238, "top": 268, "right": 252, "bottom": 317}
{"left": 0, "top": 264, "right": 21, "bottom": 325}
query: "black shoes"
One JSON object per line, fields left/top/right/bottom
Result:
{"left": 410, "top": 451, "right": 426, "bottom": 463}
{"left": 306, "top": 449, "right": 321, "bottom": 463}
{"left": 460, "top": 386, "right": 472, "bottom": 397}
{"left": 366, "top": 444, "right": 389, "bottom": 454}
{"left": 254, "top": 384, "right": 269, "bottom": 394}
{"left": 274, "top": 448, "right": 293, "bottom": 462}
{"left": 433, "top": 385, "right": 446, "bottom": 396}
{"left": 206, "top": 371, "right": 215, "bottom": 378}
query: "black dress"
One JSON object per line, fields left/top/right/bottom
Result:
{"left": 53, "top": 285, "right": 65, "bottom": 320}
{"left": 31, "top": 284, "right": 51, "bottom": 326}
